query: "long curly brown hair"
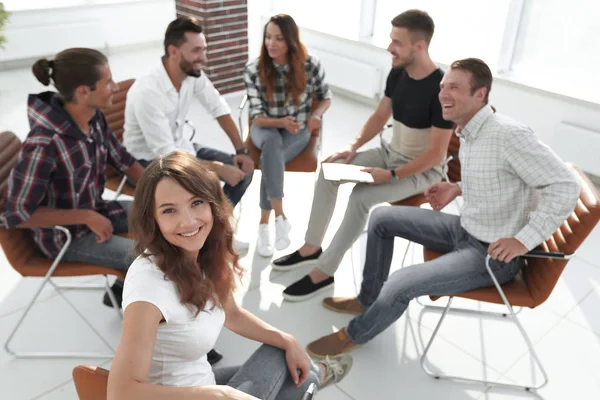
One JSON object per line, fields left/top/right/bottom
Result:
{"left": 129, "top": 151, "right": 243, "bottom": 315}
{"left": 259, "top": 14, "right": 307, "bottom": 107}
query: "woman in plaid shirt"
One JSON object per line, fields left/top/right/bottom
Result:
{"left": 243, "top": 14, "right": 332, "bottom": 258}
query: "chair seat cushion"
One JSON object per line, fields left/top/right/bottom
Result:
{"left": 105, "top": 176, "right": 136, "bottom": 197}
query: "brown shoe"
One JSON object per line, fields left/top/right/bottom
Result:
{"left": 322, "top": 297, "right": 364, "bottom": 315}
{"left": 307, "top": 328, "right": 359, "bottom": 359}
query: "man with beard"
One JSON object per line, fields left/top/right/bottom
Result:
{"left": 122, "top": 16, "right": 253, "bottom": 365}
{"left": 123, "top": 17, "right": 253, "bottom": 220}
{"left": 273, "top": 10, "right": 455, "bottom": 302}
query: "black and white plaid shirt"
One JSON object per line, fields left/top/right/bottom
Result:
{"left": 243, "top": 54, "right": 332, "bottom": 124}
{"left": 457, "top": 105, "right": 580, "bottom": 250}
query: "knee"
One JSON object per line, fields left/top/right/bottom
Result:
{"left": 258, "top": 133, "right": 283, "bottom": 152}
{"left": 367, "top": 207, "right": 395, "bottom": 236}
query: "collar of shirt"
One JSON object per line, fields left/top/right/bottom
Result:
{"left": 273, "top": 62, "right": 289, "bottom": 74}
{"left": 156, "top": 59, "right": 179, "bottom": 95}
{"left": 456, "top": 104, "right": 494, "bottom": 142}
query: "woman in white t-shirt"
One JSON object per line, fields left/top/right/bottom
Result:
{"left": 107, "top": 151, "right": 352, "bottom": 400}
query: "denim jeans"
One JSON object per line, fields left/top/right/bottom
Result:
{"left": 61, "top": 201, "right": 135, "bottom": 286}
{"left": 346, "top": 206, "right": 523, "bottom": 344}
{"left": 213, "top": 344, "right": 321, "bottom": 400}
{"left": 250, "top": 125, "right": 311, "bottom": 211}
{"left": 137, "top": 146, "right": 253, "bottom": 207}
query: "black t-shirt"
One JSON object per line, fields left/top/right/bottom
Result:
{"left": 384, "top": 67, "right": 453, "bottom": 130}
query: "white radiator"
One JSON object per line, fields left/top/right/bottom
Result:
{"left": 554, "top": 122, "right": 600, "bottom": 176}
{"left": 310, "top": 48, "right": 382, "bottom": 100}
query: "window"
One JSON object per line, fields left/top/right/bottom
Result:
{"left": 373, "top": 0, "right": 513, "bottom": 68}
{"left": 272, "top": 0, "right": 362, "bottom": 40}
{"left": 509, "top": 0, "right": 600, "bottom": 104}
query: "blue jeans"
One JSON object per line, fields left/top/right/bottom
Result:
{"left": 137, "top": 146, "right": 253, "bottom": 207}
{"left": 61, "top": 201, "right": 135, "bottom": 286}
{"left": 250, "top": 125, "right": 311, "bottom": 211}
{"left": 347, "top": 206, "right": 523, "bottom": 344}
{"left": 213, "top": 344, "right": 321, "bottom": 400}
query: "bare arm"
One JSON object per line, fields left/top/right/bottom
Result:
{"left": 349, "top": 96, "right": 393, "bottom": 151}
{"left": 16, "top": 207, "right": 94, "bottom": 229}
{"left": 394, "top": 126, "right": 454, "bottom": 179}
{"left": 124, "top": 162, "right": 145, "bottom": 185}
{"left": 310, "top": 98, "right": 331, "bottom": 119}
{"left": 108, "top": 302, "right": 252, "bottom": 400}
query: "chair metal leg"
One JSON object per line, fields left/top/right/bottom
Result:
{"left": 5, "top": 269, "right": 117, "bottom": 358}
{"left": 419, "top": 256, "right": 549, "bottom": 392}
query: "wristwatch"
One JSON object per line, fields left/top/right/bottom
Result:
{"left": 236, "top": 147, "right": 250, "bottom": 155}
{"left": 390, "top": 169, "right": 399, "bottom": 180}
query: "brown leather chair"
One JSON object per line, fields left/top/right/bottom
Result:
{"left": 104, "top": 79, "right": 136, "bottom": 197}
{"left": 73, "top": 365, "right": 110, "bottom": 400}
{"left": 238, "top": 94, "right": 322, "bottom": 173}
{"left": 0, "top": 131, "right": 125, "bottom": 358}
{"left": 420, "top": 165, "right": 600, "bottom": 391}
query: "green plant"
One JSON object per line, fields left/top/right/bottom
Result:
{"left": 0, "top": 2, "right": 10, "bottom": 49}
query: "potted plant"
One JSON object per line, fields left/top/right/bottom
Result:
{"left": 0, "top": 2, "right": 9, "bottom": 49}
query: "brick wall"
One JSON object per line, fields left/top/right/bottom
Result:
{"left": 175, "top": 0, "right": 248, "bottom": 94}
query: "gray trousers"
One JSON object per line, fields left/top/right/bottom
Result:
{"left": 305, "top": 143, "right": 441, "bottom": 275}
{"left": 347, "top": 206, "right": 523, "bottom": 344}
{"left": 250, "top": 125, "right": 311, "bottom": 211}
{"left": 213, "top": 344, "right": 321, "bottom": 400}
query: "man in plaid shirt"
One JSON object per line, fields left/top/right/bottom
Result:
{"left": 303, "top": 58, "right": 581, "bottom": 359}
{"left": 0, "top": 48, "right": 144, "bottom": 308}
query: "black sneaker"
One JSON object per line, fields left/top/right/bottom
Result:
{"left": 282, "top": 275, "right": 335, "bottom": 302}
{"left": 207, "top": 348, "right": 223, "bottom": 365}
{"left": 102, "top": 282, "right": 123, "bottom": 308}
{"left": 272, "top": 248, "right": 323, "bottom": 271}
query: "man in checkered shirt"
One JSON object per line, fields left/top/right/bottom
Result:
{"left": 303, "top": 57, "right": 581, "bottom": 359}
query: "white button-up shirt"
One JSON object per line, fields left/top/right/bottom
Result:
{"left": 123, "top": 61, "right": 231, "bottom": 161}
{"left": 458, "top": 105, "right": 580, "bottom": 250}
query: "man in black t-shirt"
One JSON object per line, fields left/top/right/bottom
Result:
{"left": 274, "top": 10, "right": 454, "bottom": 301}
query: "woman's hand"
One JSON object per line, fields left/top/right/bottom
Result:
{"left": 283, "top": 335, "right": 312, "bottom": 387}
{"left": 281, "top": 116, "right": 303, "bottom": 134}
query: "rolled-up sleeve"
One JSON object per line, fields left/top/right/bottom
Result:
{"left": 243, "top": 63, "right": 266, "bottom": 120}
{"left": 506, "top": 128, "right": 581, "bottom": 250}
{"left": 193, "top": 74, "right": 231, "bottom": 119}
{"left": 0, "top": 134, "right": 57, "bottom": 228}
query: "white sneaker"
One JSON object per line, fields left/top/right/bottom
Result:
{"left": 256, "top": 224, "right": 274, "bottom": 257}
{"left": 233, "top": 237, "right": 250, "bottom": 252}
{"left": 274, "top": 215, "right": 291, "bottom": 251}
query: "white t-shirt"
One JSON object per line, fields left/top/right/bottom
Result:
{"left": 122, "top": 256, "right": 226, "bottom": 387}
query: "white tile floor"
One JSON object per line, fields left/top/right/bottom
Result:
{"left": 1, "top": 46, "right": 600, "bottom": 400}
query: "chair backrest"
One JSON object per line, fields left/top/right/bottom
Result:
{"left": 0, "top": 131, "right": 44, "bottom": 269}
{"left": 446, "top": 133, "right": 461, "bottom": 183}
{"left": 72, "top": 365, "right": 109, "bottom": 400}
{"left": 525, "top": 165, "right": 600, "bottom": 306}
{"left": 103, "top": 79, "right": 135, "bottom": 180}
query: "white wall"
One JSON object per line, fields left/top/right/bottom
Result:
{"left": 0, "top": 0, "right": 176, "bottom": 64}
{"left": 246, "top": 13, "right": 600, "bottom": 171}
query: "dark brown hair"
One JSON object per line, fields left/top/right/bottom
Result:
{"left": 391, "top": 9, "right": 435, "bottom": 45}
{"left": 259, "top": 14, "right": 307, "bottom": 106}
{"left": 130, "top": 151, "right": 243, "bottom": 315}
{"left": 31, "top": 48, "right": 108, "bottom": 102}
{"left": 450, "top": 58, "right": 493, "bottom": 104}
{"left": 164, "top": 16, "right": 203, "bottom": 56}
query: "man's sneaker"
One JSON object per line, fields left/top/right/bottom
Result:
{"left": 322, "top": 297, "right": 364, "bottom": 315}
{"left": 282, "top": 275, "right": 334, "bottom": 302}
{"left": 307, "top": 328, "right": 359, "bottom": 359}
{"left": 256, "top": 224, "right": 274, "bottom": 257}
{"left": 102, "top": 282, "right": 123, "bottom": 308}
{"left": 274, "top": 215, "right": 291, "bottom": 250}
{"left": 317, "top": 354, "right": 353, "bottom": 389}
{"left": 272, "top": 248, "right": 322, "bottom": 272}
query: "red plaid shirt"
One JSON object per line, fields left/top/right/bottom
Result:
{"left": 0, "top": 92, "right": 136, "bottom": 258}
